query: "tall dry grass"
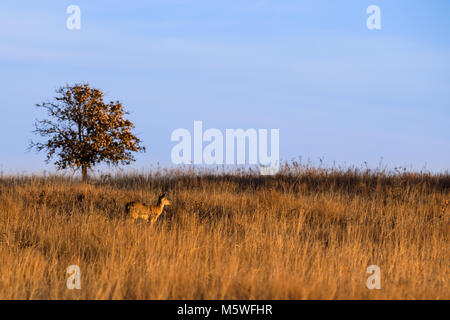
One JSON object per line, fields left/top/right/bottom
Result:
{"left": 0, "top": 164, "right": 448, "bottom": 299}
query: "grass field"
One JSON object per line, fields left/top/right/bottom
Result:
{"left": 0, "top": 164, "right": 448, "bottom": 299}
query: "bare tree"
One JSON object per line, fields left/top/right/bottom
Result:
{"left": 30, "top": 83, "right": 145, "bottom": 181}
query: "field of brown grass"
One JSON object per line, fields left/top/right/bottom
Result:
{"left": 0, "top": 165, "right": 448, "bottom": 299}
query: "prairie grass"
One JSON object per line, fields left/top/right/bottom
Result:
{"left": 0, "top": 164, "right": 448, "bottom": 299}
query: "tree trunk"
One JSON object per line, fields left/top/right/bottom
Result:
{"left": 81, "top": 164, "right": 88, "bottom": 182}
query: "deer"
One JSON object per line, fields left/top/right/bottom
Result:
{"left": 125, "top": 192, "right": 171, "bottom": 224}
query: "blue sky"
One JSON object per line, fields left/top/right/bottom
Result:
{"left": 0, "top": 0, "right": 449, "bottom": 174}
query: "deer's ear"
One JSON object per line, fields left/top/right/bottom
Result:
{"left": 160, "top": 192, "right": 166, "bottom": 198}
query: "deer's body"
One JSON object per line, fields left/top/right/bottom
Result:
{"left": 125, "top": 193, "right": 171, "bottom": 224}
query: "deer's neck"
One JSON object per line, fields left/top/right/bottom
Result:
{"left": 151, "top": 203, "right": 165, "bottom": 224}
{"left": 156, "top": 203, "right": 165, "bottom": 215}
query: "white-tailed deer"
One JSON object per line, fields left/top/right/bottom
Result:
{"left": 125, "top": 192, "right": 171, "bottom": 224}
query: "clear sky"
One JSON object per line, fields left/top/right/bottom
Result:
{"left": 0, "top": 0, "right": 449, "bottom": 174}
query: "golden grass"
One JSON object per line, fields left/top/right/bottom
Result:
{"left": 0, "top": 165, "right": 448, "bottom": 299}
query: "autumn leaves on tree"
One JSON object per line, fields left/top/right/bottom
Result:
{"left": 30, "top": 84, "right": 145, "bottom": 181}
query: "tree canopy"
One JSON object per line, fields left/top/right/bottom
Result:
{"left": 30, "top": 83, "right": 145, "bottom": 180}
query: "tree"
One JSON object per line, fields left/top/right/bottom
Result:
{"left": 30, "top": 83, "right": 145, "bottom": 181}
